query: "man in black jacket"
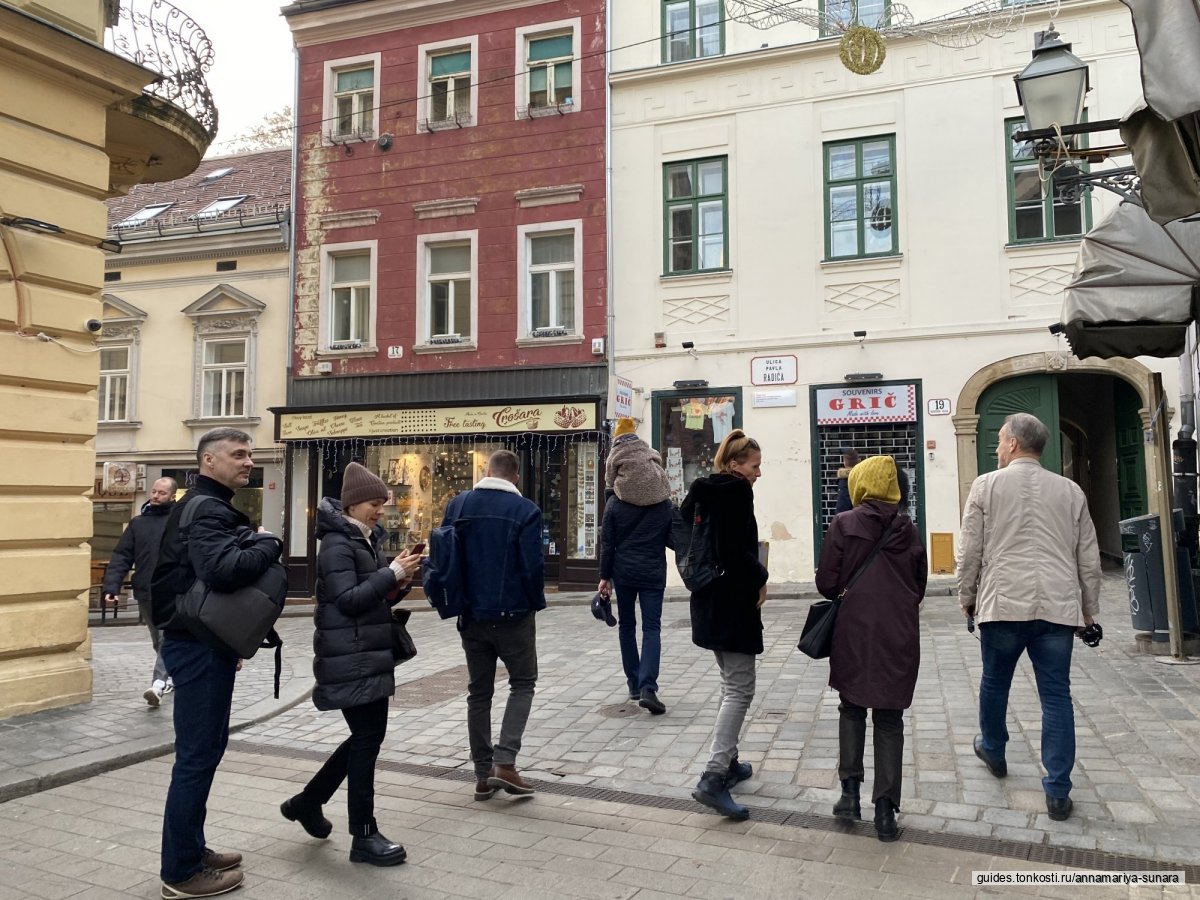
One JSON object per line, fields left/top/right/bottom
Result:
{"left": 103, "top": 477, "right": 176, "bottom": 706}
{"left": 150, "top": 428, "right": 283, "bottom": 900}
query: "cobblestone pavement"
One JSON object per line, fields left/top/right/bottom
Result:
{"left": 0, "top": 618, "right": 314, "bottom": 801}
{"left": 2, "top": 749, "right": 1192, "bottom": 900}
{"left": 230, "top": 574, "right": 1200, "bottom": 866}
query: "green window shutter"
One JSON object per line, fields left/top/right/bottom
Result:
{"left": 529, "top": 34, "right": 573, "bottom": 61}
{"left": 336, "top": 68, "right": 373, "bottom": 92}
{"left": 431, "top": 51, "right": 471, "bottom": 77}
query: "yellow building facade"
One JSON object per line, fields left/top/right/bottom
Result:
{"left": 0, "top": 0, "right": 213, "bottom": 718}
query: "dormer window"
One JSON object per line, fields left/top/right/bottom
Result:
{"left": 195, "top": 196, "right": 248, "bottom": 219}
{"left": 202, "top": 167, "right": 234, "bottom": 183}
{"left": 117, "top": 203, "right": 172, "bottom": 228}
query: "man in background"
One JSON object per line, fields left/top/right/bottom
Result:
{"left": 103, "top": 477, "right": 177, "bottom": 706}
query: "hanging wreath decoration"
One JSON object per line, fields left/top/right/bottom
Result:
{"left": 839, "top": 24, "right": 888, "bottom": 74}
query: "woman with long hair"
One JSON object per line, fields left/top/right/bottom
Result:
{"left": 684, "top": 429, "right": 769, "bottom": 820}
{"left": 280, "top": 462, "right": 422, "bottom": 866}
{"left": 816, "top": 455, "right": 926, "bottom": 841}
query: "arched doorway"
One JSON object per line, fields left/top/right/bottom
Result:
{"left": 955, "top": 353, "right": 1155, "bottom": 560}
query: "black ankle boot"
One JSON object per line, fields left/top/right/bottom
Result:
{"left": 349, "top": 824, "right": 407, "bottom": 867}
{"left": 833, "top": 779, "right": 861, "bottom": 820}
{"left": 691, "top": 772, "right": 749, "bottom": 820}
{"left": 874, "top": 798, "right": 898, "bottom": 842}
{"left": 280, "top": 796, "right": 332, "bottom": 839}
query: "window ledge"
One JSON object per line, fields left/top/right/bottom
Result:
{"left": 820, "top": 254, "right": 903, "bottom": 270}
{"left": 419, "top": 115, "right": 475, "bottom": 132}
{"left": 183, "top": 417, "right": 262, "bottom": 428}
{"left": 98, "top": 420, "right": 143, "bottom": 430}
{"left": 519, "top": 102, "right": 577, "bottom": 119}
{"left": 515, "top": 334, "right": 584, "bottom": 348}
{"left": 1004, "top": 239, "right": 1083, "bottom": 253}
{"left": 412, "top": 341, "right": 478, "bottom": 355}
{"left": 324, "top": 130, "right": 375, "bottom": 146}
{"left": 659, "top": 269, "right": 733, "bottom": 286}
{"left": 316, "top": 346, "right": 379, "bottom": 359}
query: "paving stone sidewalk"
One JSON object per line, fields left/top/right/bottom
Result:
{"left": 0, "top": 618, "right": 315, "bottom": 802}
{"left": 232, "top": 574, "right": 1200, "bottom": 866}
{"left": 3, "top": 748, "right": 1191, "bottom": 900}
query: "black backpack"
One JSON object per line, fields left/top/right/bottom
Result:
{"left": 672, "top": 501, "right": 722, "bottom": 592}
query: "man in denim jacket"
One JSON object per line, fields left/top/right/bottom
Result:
{"left": 443, "top": 449, "right": 546, "bottom": 802}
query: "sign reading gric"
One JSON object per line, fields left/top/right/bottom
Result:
{"left": 816, "top": 384, "right": 917, "bottom": 425}
{"left": 614, "top": 376, "right": 634, "bottom": 419}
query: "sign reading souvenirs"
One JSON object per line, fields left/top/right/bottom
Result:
{"left": 816, "top": 384, "right": 917, "bottom": 425}
{"left": 278, "top": 402, "right": 598, "bottom": 440}
{"left": 751, "top": 355, "right": 798, "bottom": 386}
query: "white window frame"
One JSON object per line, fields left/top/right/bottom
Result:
{"left": 98, "top": 344, "right": 133, "bottom": 423}
{"left": 318, "top": 239, "right": 379, "bottom": 355}
{"left": 414, "top": 230, "right": 478, "bottom": 353}
{"left": 515, "top": 219, "right": 584, "bottom": 345}
{"left": 194, "top": 195, "right": 247, "bottom": 220}
{"left": 417, "top": 35, "right": 478, "bottom": 130}
{"left": 200, "top": 337, "right": 249, "bottom": 419}
{"left": 116, "top": 203, "right": 171, "bottom": 228}
{"left": 322, "top": 52, "right": 382, "bottom": 144}
{"left": 513, "top": 18, "right": 582, "bottom": 118}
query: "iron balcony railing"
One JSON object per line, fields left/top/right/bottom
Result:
{"left": 105, "top": 0, "right": 218, "bottom": 140}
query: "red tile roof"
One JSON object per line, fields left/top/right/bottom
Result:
{"left": 106, "top": 148, "right": 292, "bottom": 233}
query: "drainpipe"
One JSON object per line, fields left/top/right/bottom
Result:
{"left": 286, "top": 46, "right": 300, "bottom": 407}
{"left": 604, "top": 0, "right": 615, "bottom": 425}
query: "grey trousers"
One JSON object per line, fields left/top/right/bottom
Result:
{"left": 460, "top": 615, "right": 538, "bottom": 779}
{"left": 837, "top": 698, "right": 905, "bottom": 806}
{"left": 704, "top": 650, "right": 756, "bottom": 775}
{"left": 137, "top": 593, "right": 168, "bottom": 684}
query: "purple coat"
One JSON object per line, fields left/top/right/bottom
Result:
{"left": 816, "top": 501, "right": 927, "bottom": 710}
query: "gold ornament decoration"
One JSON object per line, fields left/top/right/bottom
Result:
{"left": 838, "top": 24, "right": 888, "bottom": 74}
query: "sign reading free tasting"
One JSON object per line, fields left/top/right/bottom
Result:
{"left": 816, "top": 384, "right": 917, "bottom": 425}
{"left": 278, "top": 402, "right": 597, "bottom": 440}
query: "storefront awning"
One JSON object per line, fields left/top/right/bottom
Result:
{"left": 1059, "top": 201, "right": 1200, "bottom": 359}
{"left": 1118, "top": 0, "right": 1200, "bottom": 225}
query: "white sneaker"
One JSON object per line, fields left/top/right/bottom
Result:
{"left": 163, "top": 678, "right": 174, "bottom": 696}
{"left": 144, "top": 680, "right": 165, "bottom": 707}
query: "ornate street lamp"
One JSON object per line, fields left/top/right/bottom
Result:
{"left": 1011, "top": 26, "right": 1138, "bottom": 202}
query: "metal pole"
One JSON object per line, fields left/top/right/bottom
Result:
{"left": 1150, "top": 373, "right": 1187, "bottom": 659}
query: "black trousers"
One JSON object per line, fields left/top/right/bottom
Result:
{"left": 837, "top": 697, "right": 905, "bottom": 807}
{"left": 300, "top": 697, "right": 389, "bottom": 834}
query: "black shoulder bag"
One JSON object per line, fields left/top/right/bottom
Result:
{"left": 797, "top": 518, "right": 898, "bottom": 660}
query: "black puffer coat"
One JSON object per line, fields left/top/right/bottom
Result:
{"left": 312, "top": 498, "right": 408, "bottom": 711}
{"left": 599, "top": 498, "right": 674, "bottom": 588}
{"left": 683, "top": 473, "right": 769, "bottom": 655}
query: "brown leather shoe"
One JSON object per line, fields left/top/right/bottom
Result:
{"left": 486, "top": 764, "right": 535, "bottom": 795}
{"left": 474, "top": 780, "right": 496, "bottom": 801}
{"left": 160, "top": 866, "right": 244, "bottom": 899}
{"left": 200, "top": 849, "right": 242, "bottom": 872}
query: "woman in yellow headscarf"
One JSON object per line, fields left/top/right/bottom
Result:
{"left": 816, "top": 455, "right": 927, "bottom": 842}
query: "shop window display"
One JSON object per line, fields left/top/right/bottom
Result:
{"left": 654, "top": 392, "right": 740, "bottom": 505}
{"left": 566, "top": 442, "right": 598, "bottom": 559}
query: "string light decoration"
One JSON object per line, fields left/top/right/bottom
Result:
{"left": 726, "top": 0, "right": 1062, "bottom": 75}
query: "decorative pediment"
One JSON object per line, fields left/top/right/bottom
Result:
{"left": 182, "top": 284, "right": 266, "bottom": 334}
{"left": 100, "top": 293, "right": 147, "bottom": 341}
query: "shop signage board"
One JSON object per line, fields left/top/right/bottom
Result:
{"left": 816, "top": 384, "right": 917, "bottom": 425}
{"left": 279, "top": 402, "right": 598, "bottom": 440}
{"left": 751, "top": 355, "right": 798, "bottom": 386}
{"left": 614, "top": 377, "right": 634, "bottom": 418}
{"left": 752, "top": 389, "right": 797, "bottom": 408}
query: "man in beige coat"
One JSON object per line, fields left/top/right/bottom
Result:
{"left": 959, "top": 412, "right": 1101, "bottom": 823}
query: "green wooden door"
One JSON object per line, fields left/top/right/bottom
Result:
{"left": 1114, "top": 379, "right": 1147, "bottom": 527}
{"left": 976, "top": 374, "right": 1062, "bottom": 475}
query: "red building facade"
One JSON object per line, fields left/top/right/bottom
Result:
{"left": 279, "top": 0, "right": 609, "bottom": 592}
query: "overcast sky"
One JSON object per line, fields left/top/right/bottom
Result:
{"left": 197, "top": 0, "right": 296, "bottom": 154}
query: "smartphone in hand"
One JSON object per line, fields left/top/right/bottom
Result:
{"left": 410, "top": 542, "right": 426, "bottom": 556}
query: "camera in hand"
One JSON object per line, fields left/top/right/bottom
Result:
{"left": 966, "top": 605, "right": 976, "bottom": 633}
{"left": 1077, "top": 622, "right": 1103, "bottom": 647}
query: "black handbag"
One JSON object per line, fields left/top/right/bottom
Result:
{"left": 798, "top": 519, "right": 898, "bottom": 660}
{"left": 391, "top": 608, "right": 417, "bottom": 664}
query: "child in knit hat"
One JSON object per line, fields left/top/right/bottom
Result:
{"left": 605, "top": 418, "right": 670, "bottom": 506}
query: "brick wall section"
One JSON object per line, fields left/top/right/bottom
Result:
{"left": 292, "top": 1, "right": 607, "bottom": 377}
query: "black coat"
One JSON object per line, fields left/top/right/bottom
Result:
{"left": 816, "top": 500, "right": 927, "bottom": 710}
{"left": 682, "top": 473, "right": 769, "bottom": 655}
{"left": 312, "top": 498, "right": 409, "bottom": 711}
{"left": 103, "top": 501, "right": 172, "bottom": 596}
{"left": 599, "top": 498, "right": 674, "bottom": 588}
{"left": 150, "top": 476, "right": 283, "bottom": 636}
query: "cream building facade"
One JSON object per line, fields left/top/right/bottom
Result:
{"left": 96, "top": 150, "right": 292, "bottom": 573}
{"left": 609, "top": 0, "right": 1177, "bottom": 582}
{"left": 0, "top": 0, "right": 214, "bottom": 718}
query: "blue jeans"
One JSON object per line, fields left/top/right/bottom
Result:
{"left": 978, "top": 620, "right": 1076, "bottom": 799}
{"left": 613, "top": 583, "right": 663, "bottom": 695}
{"left": 160, "top": 636, "right": 238, "bottom": 883}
